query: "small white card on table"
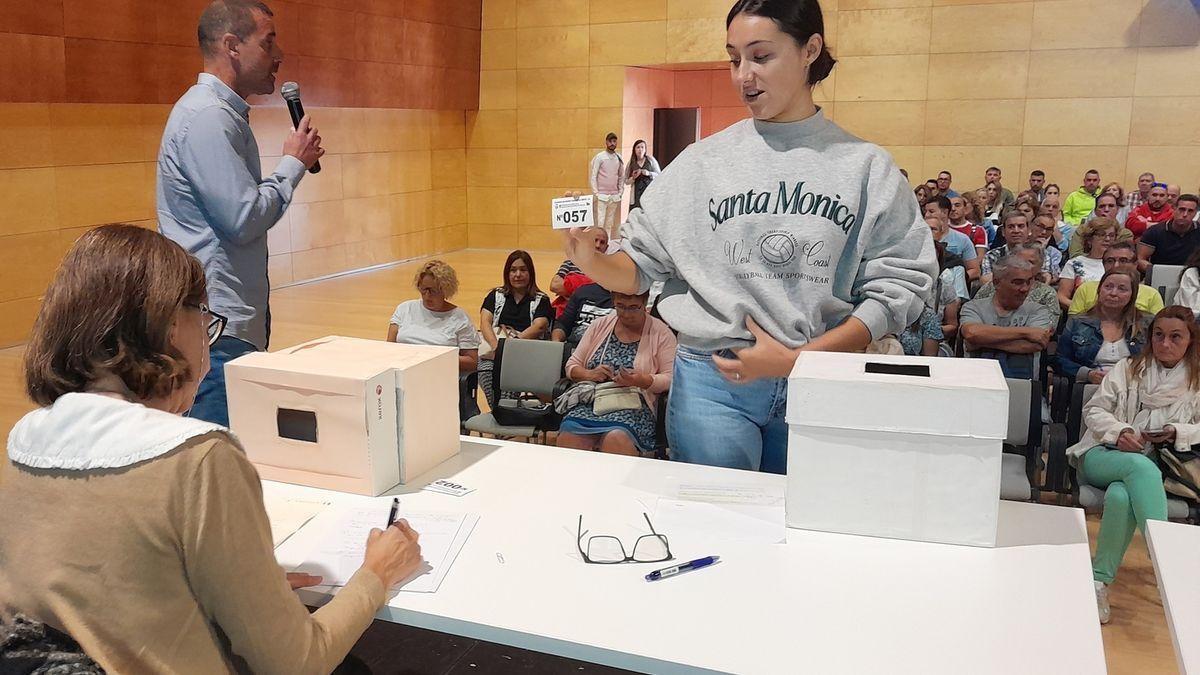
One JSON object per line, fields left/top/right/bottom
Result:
{"left": 423, "top": 479, "right": 476, "bottom": 497}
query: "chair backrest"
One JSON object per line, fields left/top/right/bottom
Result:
{"left": 496, "top": 339, "right": 565, "bottom": 396}
{"left": 1149, "top": 264, "right": 1185, "bottom": 293}
{"left": 1004, "top": 378, "right": 1035, "bottom": 446}
{"left": 1077, "top": 383, "right": 1101, "bottom": 438}
{"left": 1164, "top": 286, "right": 1179, "bottom": 305}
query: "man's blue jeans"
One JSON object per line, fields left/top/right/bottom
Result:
{"left": 667, "top": 346, "right": 789, "bottom": 474}
{"left": 187, "top": 336, "right": 258, "bottom": 427}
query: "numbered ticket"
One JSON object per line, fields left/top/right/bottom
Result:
{"left": 551, "top": 195, "right": 595, "bottom": 230}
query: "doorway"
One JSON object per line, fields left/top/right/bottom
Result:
{"left": 653, "top": 108, "right": 700, "bottom": 169}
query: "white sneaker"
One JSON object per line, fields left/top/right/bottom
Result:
{"left": 1095, "top": 581, "right": 1111, "bottom": 624}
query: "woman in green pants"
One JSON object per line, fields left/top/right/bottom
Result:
{"left": 1067, "top": 304, "right": 1200, "bottom": 624}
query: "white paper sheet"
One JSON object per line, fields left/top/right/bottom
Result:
{"left": 261, "top": 495, "right": 330, "bottom": 548}
{"left": 654, "top": 499, "right": 785, "bottom": 545}
{"left": 291, "top": 501, "right": 478, "bottom": 594}
{"left": 666, "top": 478, "right": 785, "bottom": 507}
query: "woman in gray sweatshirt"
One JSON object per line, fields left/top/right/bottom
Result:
{"left": 564, "top": 0, "right": 937, "bottom": 473}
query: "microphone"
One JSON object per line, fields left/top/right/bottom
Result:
{"left": 280, "top": 81, "right": 321, "bottom": 174}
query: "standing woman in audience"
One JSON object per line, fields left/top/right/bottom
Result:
{"left": 625, "top": 139, "right": 661, "bottom": 211}
{"left": 1058, "top": 217, "right": 1118, "bottom": 310}
{"left": 1066, "top": 305, "right": 1200, "bottom": 624}
{"left": 563, "top": 0, "right": 936, "bottom": 473}
{"left": 388, "top": 260, "right": 479, "bottom": 373}
{"left": 479, "top": 250, "right": 554, "bottom": 408}
{"left": 1055, "top": 268, "right": 1151, "bottom": 384}
{"left": 0, "top": 225, "right": 423, "bottom": 673}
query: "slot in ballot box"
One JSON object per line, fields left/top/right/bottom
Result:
{"left": 225, "top": 336, "right": 460, "bottom": 496}
{"left": 785, "top": 352, "right": 1009, "bottom": 547}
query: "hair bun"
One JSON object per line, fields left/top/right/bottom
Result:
{"left": 809, "top": 45, "right": 836, "bottom": 85}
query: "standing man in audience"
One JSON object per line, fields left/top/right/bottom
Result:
{"left": 949, "top": 195, "right": 987, "bottom": 256}
{"left": 590, "top": 132, "right": 625, "bottom": 238}
{"left": 1125, "top": 172, "right": 1154, "bottom": 211}
{"left": 1137, "top": 195, "right": 1200, "bottom": 272}
{"left": 980, "top": 166, "right": 1015, "bottom": 211}
{"left": 1062, "top": 169, "right": 1101, "bottom": 226}
{"left": 1068, "top": 242, "right": 1164, "bottom": 315}
{"left": 158, "top": 0, "right": 324, "bottom": 425}
{"left": 1125, "top": 182, "right": 1173, "bottom": 240}
{"left": 960, "top": 255, "right": 1055, "bottom": 379}
{"left": 1028, "top": 170, "right": 1047, "bottom": 201}
{"left": 935, "top": 171, "right": 958, "bottom": 198}
{"left": 925, "top": 197, "right": 979, "bottom": 282}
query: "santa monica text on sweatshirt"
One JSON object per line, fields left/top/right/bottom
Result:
{"left": 708, "top": 180, "right": 858, "bottom": 233}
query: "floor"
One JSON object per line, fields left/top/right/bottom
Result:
{"left": 0, "top": 248, "right": 1181, "bottom": 674}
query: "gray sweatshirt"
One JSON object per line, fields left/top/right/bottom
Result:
{"left": 620, "top": 110, "right": 937, "bottom": 351}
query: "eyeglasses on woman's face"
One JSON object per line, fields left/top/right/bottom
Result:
{"left": 185, "top": 302, "right": 227, "bottom": 346}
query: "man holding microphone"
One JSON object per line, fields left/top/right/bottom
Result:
{"left": 158, "top": 0, "right": 323, "bottom": 425}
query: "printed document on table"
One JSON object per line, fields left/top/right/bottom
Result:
{"left": 261, "top": 494, "right": 330, "bottom": 548}
{"left": 664, "top": 477, "right": 785, "bottom": 506}
{"left": 291, "top": 501, "right": 479, "bottom": 593}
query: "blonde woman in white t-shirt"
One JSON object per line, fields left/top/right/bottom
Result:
{"left": 387, "top": 260, "right": 480, "bottom": 373}
{"left": 1057, "top": 217, "right": 1118, "bottom": 311}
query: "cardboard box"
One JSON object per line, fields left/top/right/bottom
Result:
{"left": 226, "top": 336, "right": 460, "bottom": 496}
{"left": 785, "top": 352, "right": 1009, "bottom": 547}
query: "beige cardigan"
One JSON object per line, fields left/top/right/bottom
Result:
{"left": 1, "top": 395, "right": 385, "bottom": 674}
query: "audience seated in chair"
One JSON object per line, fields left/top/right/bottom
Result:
{"left": 1068, "top": 242, "right": 1164, "bottom": 316}
{"left": 961, "top": 253, "right": 1056, "bottom": 379}
{"left": 550, "top": 228, "right": 609, "bottom": 318}
{"left": 1058, "top": 217, "right": 1119, "bottom": 311}
{"left": 982, "top": 210, "right": 1060, "bottom": 286}
{"left": 1067, "top": 192, "right": 1133, "bottom": 258}
{"left": 556, "top": 291, "right": 676, "bottom": 457}
{"left": 1056, "top": 268, "right": 1152, "bottom": 385}
{"left": 1137, "top": 194, "right": 1200, "bottom": 272}
{"left": 0, "top": 225, "right": 422, "bottom": 674}
{"left": 552, "top": 282, "right": 613, "bottom": 356}
{"left": 1065, "top": 306, "right": 1200, "bottom": 624}
{"left": 975, "top": 243, "right": 1062, "bottom": 322}
{"left": 479, "top": 250, "right": 554, "bottom": 408}
{"left": 387, "top": 259, "right": 479, "bottom": 373}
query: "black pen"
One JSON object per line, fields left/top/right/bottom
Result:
{"left": 386, "top": 498, "right": 399, "bottom": 528}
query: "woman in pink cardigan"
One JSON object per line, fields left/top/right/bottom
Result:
{"left": 557, "top": 291, "right": 677, "bottom": 456}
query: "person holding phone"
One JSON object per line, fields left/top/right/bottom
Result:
{"left": 557, "top": 291, "right": 676, "bottom": 456}
{"left": 1065, "top": 305, "right": 1200, "bottom": 624}
{"left": 625, "top": 139, "right": 661, "bottom": 211}
{"left": 562, "top": 0, "right": 935, "bottom": 472}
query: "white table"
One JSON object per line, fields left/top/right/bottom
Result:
{"left": 1146, "top": 519, "right": 1200, "bottom": 675}
{"left": 271, "top": 437, "right": 1107, "bottom": 675}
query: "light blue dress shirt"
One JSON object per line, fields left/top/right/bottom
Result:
{"left": 157, "top": 73, "right": 306, "bottom": 350}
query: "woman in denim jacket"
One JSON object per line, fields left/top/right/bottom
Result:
{"left": 1056, "top": 268, "right": 1153, "bottom": 384}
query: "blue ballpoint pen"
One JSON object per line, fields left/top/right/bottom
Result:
{"left": 645, "top": 556, "right": 720, "bottom": 582}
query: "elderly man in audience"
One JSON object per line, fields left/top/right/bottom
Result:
{"left": 1125, "top": 183, "right": 1173, "bottom": 240}
{"left": 1125, "top": 172, "right": 1155, "bottom": 211}
{"left": 1063, "top": 169, "right": 1102, "bottom": 226}
{"left": 1137, "top": 194, "right": 1200, "bottom": 273}
{"left": 550, "top": 228, "right": 608, "bottom": 317}
{"left": 961, "top": 254, "right": 1056, "bottom": 379}
{"left": 1068, "top": 242, "right": 1165, "bottom": 316}
{"left": 1166, "top": 184, "right": 1181, "bottom": 207}
{"left": 981, "top": 211, "right": 1061, "bottom": 285}
{"left": 925, "top": 197, "right": 979, "bottom": 282}
{"left": 975, "top": 243, "right": 1061, "bottom": 322}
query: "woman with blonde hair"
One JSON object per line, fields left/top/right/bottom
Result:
{"left": 1066, "top": 305, "right": 1200, "bottom": 623}
{"left": 387, "top": 259, "right": 479, "bottom": 373}
{"left": 1057, "top": 217, "right": 1119, "bottom": 310}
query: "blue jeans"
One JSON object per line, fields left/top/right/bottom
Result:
{"left": 187, "top": 336, "right": 258, "bottom": 427}
{"left": 667, "top": 346, "right": 789, "bottom": 473}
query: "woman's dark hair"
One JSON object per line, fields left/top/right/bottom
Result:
{"left": 500, "top": 249, "right": 540, "bottom": 298}
{"left": 24, "top": 224, "right": 208, "bottom": 406}
{"left": 626, "top": 139, "right": 648, "bottom": 180}
{"left": 726, "top": 0, "right": 835, "bottom": 85}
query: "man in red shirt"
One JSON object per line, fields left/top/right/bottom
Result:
{"left": 1125, "top": 183, "right": 1174, "bottom": 239}
{"left": 948, "top": 195, "right": 987, "bottom": 255}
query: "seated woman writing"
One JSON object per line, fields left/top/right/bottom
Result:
{"left": 1055, "top": 268, "right": 1152, "bottom": 384}
{"left": 557, "top": 291, "right": 676, "bottom": 457}
{"left": 1066, "top": 305, "right": 1200, "bottom": 624}
{"left": 0, "top": 225, "right": 422, "bottom": 674}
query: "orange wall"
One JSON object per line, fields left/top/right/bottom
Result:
{"left": 0, "top": 0, "right": 481, "bottom": 348}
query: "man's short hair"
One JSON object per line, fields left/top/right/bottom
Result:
{"left": 1178, "top": 194, "right": 1200, "bottom": 209}
{"left": 199, "top": 0, "right": 273, "bottom": 57}
{"left": 1085, "top": 168, "right": 1100, "bottom": 176}
{"left": 926, "top": 195, "right": 951, "bottom": 213}
{"left": 605, "top": 132, "right": 618, "bottom": 141}
{"left": 938, "top": 170, "right": 952, "bottom": 179}
{"left": 1107, "top": 241, "right": 1136, "bottom": 255}
{"left": 986, "top": 166, "right": 1002, "bottom": 173}
{"left": 1139, "top": 172, "right": 1155, "bottom": 181}
{"left": 1030, "top": 169, "right": 1045, "bottom": 178}
{"left": 993, "top": 254, "right": 1034, "bottom": 280}
{"left": 1002, "top": 209, "right": 1028, "bottom": 226}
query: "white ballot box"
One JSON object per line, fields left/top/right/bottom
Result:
{"left": 226, "top": 336, "right": 460, "bottom": 496}
{"left": 785, "top": 352, "right": 1009, "bottom": 547}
